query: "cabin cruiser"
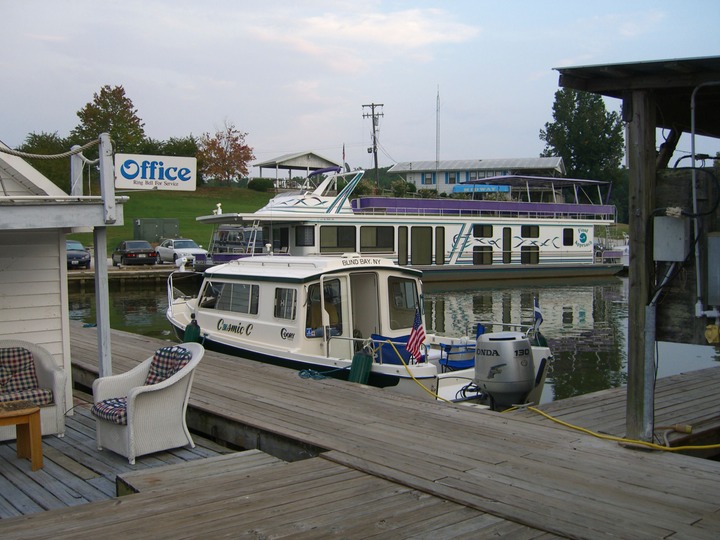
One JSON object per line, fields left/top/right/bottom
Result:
{"left": 167, "top": 253, "right": 551, "bottom": 407}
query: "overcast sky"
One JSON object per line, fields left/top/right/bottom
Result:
{"left": 3, "top": 1, "right": 719, "bottom": 174}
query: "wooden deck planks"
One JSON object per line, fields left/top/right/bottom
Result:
{"left": 3, "top": 322, "right": 719, "bottom": 538}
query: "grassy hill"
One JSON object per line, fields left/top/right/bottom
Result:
{"left": 69, "top": 186, "right": 274, "bottom": 255}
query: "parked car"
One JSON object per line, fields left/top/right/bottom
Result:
{"left": 66, "top": 240, "right": 91, "bottom": 269}
{"left": 155, "top": 238, "right": 209, "bottom": 266}
{"left": 111, "top": 240, "right": 157, "bottom": 266}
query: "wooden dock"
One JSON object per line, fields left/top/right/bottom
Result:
{"left": 1, "top": 322, "right": 720, "bottom": 538}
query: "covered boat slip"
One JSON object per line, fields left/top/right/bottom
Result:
{"left": 4, "top": 322, "right": 716, "bottom": 538}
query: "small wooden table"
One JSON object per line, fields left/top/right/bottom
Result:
{"left": 0, "top": 400, "right": 43, "bottom": 471}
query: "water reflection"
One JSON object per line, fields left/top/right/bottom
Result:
{"left": 70, "top": 276, "right": 719, "bottom": 403}
{"left": 423, "top": 278, "right": 630, "bottom": 402}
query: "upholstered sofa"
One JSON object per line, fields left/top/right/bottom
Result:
{"left": 0, "top": 340, "right": 67, "bottom": 441}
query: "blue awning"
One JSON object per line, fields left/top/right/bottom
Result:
{"left": 452, "top": 184, "right": 511, "bottom": 193}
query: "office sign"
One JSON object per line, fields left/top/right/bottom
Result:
{"left": 115, "top": 153, "right": 197, "bottom": 191}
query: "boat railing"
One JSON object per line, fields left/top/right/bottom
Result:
{"left": 325, "top": 334, "right": 429, "bottom": 366}
{"left": 352, "top": 197, "right": 615, "bottom": 221}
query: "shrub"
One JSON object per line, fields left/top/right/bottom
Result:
{"left": 247, "top": 178, "right": 275, "bottom": 192}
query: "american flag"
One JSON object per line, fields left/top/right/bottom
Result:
{"left": 406, "top": 308, "right": 426, "bottom": 361}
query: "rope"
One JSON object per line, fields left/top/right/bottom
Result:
{"left": 298, "top": 366, "right": 349, "bottom": 380}
{"left": 517, "top": 405, "right": 720, "bottom": 453}
{"left": 380, "top": 339, "right": 452, "bottom": 403}
{"left": 0, "top": 138, "right": 101, "bottom": 160}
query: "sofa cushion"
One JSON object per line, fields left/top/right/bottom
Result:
{"left": 0, "top": 388, "right": 54, "bottom": 406}
{"left": 91, "top": 397, "right": 128, "bottom": 425}
{"left": 0, "top": 347, "right": 40, "bottom": 393}
{"left": 144, "top": 346, "right": 192, "bottom": 385}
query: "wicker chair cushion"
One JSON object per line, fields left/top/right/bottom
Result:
{"left": 91, "top": 397, "right": 128, "bottom": 425}
{"left": 0, "top": 347, "right": 40, "bottom": 393}
{"left": 144, "top": 346, "right": 192, "bottom": 385}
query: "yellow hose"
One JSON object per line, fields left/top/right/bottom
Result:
{"left": 380, "top": 340, "right": 452, "bottom": 403}
{"left": 518, "top": 405, "right": 720, "bottom": 453}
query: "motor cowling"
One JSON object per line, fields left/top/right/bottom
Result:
{"left": 474, "top": 331, "right": 535, "bottom": 409}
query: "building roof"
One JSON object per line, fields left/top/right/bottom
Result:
{"left": 388, "top": 157, "right": 566, "bottom": 176}
{"left": 254, "top": 151, "right": 341, "bottom": 175}
{"left": 556, "top": 55, "right": 720, "bottom": 139}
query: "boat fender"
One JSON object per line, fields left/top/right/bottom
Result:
{"left": 348, "top": 352, "right": 373, "bottom": 385}
{"left": 184, "top": 313, "right": 202, "bottom": 343}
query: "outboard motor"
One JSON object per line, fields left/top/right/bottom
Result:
{"left": 474, "top": 331, "right": 535, "bottom": 410}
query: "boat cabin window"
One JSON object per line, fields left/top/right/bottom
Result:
{"left": 473, "top": 224, "right": 493, "bottom": 238}
{"left": 360, "top": 226, "right": 394, "bottom": 253}
{"left": 521, "top": 225, "right": 540, "bottom": 238}
{"left": 295, "top": 226, "right": 315, "bottom": 247}
{"left": 521, "top": 246, "right": 540, "bottom": 264}
{"left": 305, "top": 280, "right": 342, "bottom": 337}
{"left": 201, "top": 281, "right": 259, "bottom": 314}
{"left": 563, "top": 228, "right": 574, "bottom": 246}
{"left": 274, "top": 288, "right": 297, "bottom": 320}
{"left": 320, "top": 226, "right": 356, "bottom": 253}
{"left": 388, "top": 276, "right": 419, "bottom": 329}
{"left": 473, "top": 246, "right": 493, "bottom": 265}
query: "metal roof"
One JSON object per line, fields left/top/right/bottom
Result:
{"left": 254, "top": 151, "right": 341, "bottom": 171}
{"left": 556, "top": 55, "right": 720, "bottom": 139}
{"left": 388, "top": 157, "right": 566, "bottom": 176}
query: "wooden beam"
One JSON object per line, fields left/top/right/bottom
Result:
{"left": 626, "top": 90, "right": 657, "bottom": 440}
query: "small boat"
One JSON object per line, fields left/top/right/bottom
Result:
{"left": 166, "top": 253, "right": 551, "bottom": 407}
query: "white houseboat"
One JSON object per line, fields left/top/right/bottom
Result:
{"left": 197, "top": 168, "right": 621, "bottom": 281}
{"left": 166, "top": 253, "right": 551, "bottom": 407}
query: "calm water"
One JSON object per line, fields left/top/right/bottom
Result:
{"left": 69, "top": 276, "right": 720, "bottom": 404}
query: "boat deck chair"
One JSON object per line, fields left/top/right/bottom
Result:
{"left": 0, "top": 340, "right": 67, "bottom": 441}
{"left": 91, "top": 343, "right": 204, "bottom": 464}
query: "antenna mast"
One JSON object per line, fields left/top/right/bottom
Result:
{"left": 435, "top": 86, "right": 440, "bottom": 173}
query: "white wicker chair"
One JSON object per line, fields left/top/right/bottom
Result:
{"left": 0, "top": 339, "right": 67, "bottom": 441}
{"left": 91, "top": 342, "right": 204, "bottom": 464}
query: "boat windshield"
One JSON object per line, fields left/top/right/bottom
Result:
{"left": 388, "top": 276, "right": 419, "bottom": 330}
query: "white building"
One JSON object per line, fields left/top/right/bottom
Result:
{"left": 0, "top": 136, "right": 125, "bottom": 438}
{"left": 388, "top": 157, "right": 566, "bottom": 195}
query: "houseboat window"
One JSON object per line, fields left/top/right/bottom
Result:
{"left": 521, "top": 225, "right": 540, "bottom": 238}
{"left": 563, "top": 228, "right": 574, "bottom": 246}
{"left": 388, "top": 276, "right": 419, "bottom": 329}
{"left": 473, "top": 224, "right": 493, "bottom": 237}
{"left": 502, "top": 227, "right": 512, "bottom": 264}
{"left": 410, "top": 227, "right": 432, "bottom": 265}
{"left": 305, "top": 280, "right": 342, "bottom": 337}
{"left": 320, "top": 226, "right": 356, "bottom": 253}
{"left": 213, "top": 282, "right": 259, "bottom": 314}
{"left": 435, "top": 227, "right": 445, "bottom": 265}
{"left": 473, "top": 246, "right": 493, "bottom": 265}
{"left": 398, "top": 227, "right": 408, "bottom": 266}
{"left": 295, "top": 226, "right": 315, "bottom": 247}
{"left": 272, "top": 227, "right": 289, "bottom": 252}
{"left": 422, "top": 173, "right": 433, "bottom": 185}
{"left": 360, "top": 226, "right": 394, "bottom": 252}
{"left": 521, "top": 246, "right": 540, "bottom": 264}
{"left": 274, "top": 288, "right": 297, "bottom": 320}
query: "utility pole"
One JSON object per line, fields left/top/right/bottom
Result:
{"left": 362, "top": 103, "right": 384, "bottom": 189}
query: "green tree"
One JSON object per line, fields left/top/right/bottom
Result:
{"left": 197, "top": 122, "right": 254, "bottom": 183}
{"left": 70, "top": 85, "right": 146, "bottom": 154}
{"left": 16, "top": 132, "right": 71, "bottom": 191}
{"left": 540, "top": 89, "right": 624, "bottom": 180}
